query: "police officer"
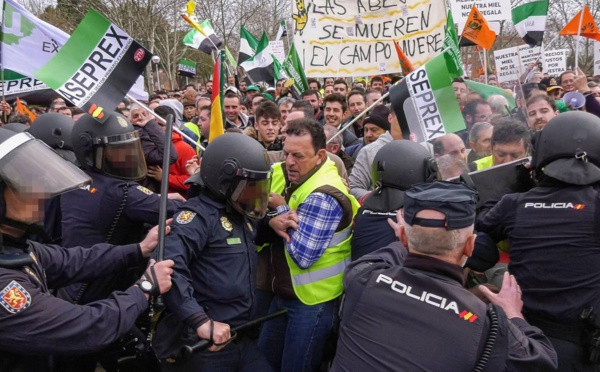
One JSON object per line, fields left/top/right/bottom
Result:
{"left": 58, "top": 112, "right": 183, "bottom": 304}
{"left": 153, "top": 133, "right": 273, "bottom": 371}
{"left": 477, "top": 111, "right": 600, "bottom": 371}
{"left": 27, "top": 113, "right": 78, "bottom": 244}
{"left": 0, "top": 127, "right": 174, "bottom": 371}
{"left": 332, "top": 181, "right": 558, "bottom": 371}
{"left": 351, "top": 140, "right": 438, "bottom": 260}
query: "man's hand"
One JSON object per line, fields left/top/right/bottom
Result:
{"left": 186, "top": 155, "right": 200, "bottom": 176}
{"left": 139, "top": 219, "right": 173, "bottom": 257}
{"left": 574, "top": 67, "right": 590, "bottom": 94}
{"left": 268, "top": 192, "right": 287, "bottom": 209}
{"left": 269, "top": 210, "right": 298, "bottom": 243}
{"left": 387, "top": 209, "right": 402, "bottom": 239}
{"left": 139, "top": 259, "right": 174, "bottom": 296}
{"left": 131, "top": 109, "right": 152, "bottom": 127}
{"left": 147, "top": 165, "right": 163, "bottom": 181}
{"left": 0, "top": 101, "right": 11, "bottom": 115}
{"left": 197, "top": 320, "right": 231, "bottom": 352}
{"left": 167, "top": 193, "right": 186, "bottom": 202}
{"left": 479, "top": 272, "right": 524, "bottom": 319}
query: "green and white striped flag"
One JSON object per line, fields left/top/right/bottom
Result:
{"left": 275, "top": 20, "right": 287, "bottom": 41}
{"left": 182, "top": 20, "right": 223, "bottom": 55}
{"left": 390, "top": 50, "right": 464, "bottom": 143}
{"left": 238, "top": 26, "right": 258, "bottom": 65}
{"left": 35, "top": 9, "right": 151, "bottom": 121}
{"left": 512, "top": 0, "right": 548, "bottom": 47}
{"left": 240, "top": 32, "right": 275, "bottom": 84}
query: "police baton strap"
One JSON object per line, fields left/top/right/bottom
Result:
{"left": 178, "top": 309, "right": 288, "bottom": 361}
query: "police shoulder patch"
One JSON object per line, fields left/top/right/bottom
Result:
{"left": 176, "top": 211, "right": 197, "bottom": 224}
{"left": 136, "top": 185, "right": 154, "bottom": 195}
{"left": 0, "top": 280, "right": 32, "bottom": 314}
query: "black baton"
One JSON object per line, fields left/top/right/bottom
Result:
{"left": 179, "top": 309, "right": 288, "bottom": 360}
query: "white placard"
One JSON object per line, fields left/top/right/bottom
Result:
{"left": 518, "top": 45, "right": 541, "bottom": 68}
{"left": 269, "top": 41, "right": 285, "bottom": 63}
{"left": 542, "top": 49, "right": 569, "bottom": 76}
{"left": 494, "top": 46, "right": 520, "bottom": 83}
{"left": 450, "top": 0, "right": 511, "bottom": 33}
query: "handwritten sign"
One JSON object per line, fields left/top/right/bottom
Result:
{"left": 269, "top": 41, "right": 286, "bottom": 63}
{"left": 518, "top": 45, "right": 541, "bottom": 68}
{"left": 450, "top": 0, "right": 511, "bottom": 33}
{"left": 494, "top": 46, "right": 520, "bottom": 83}
{"left": 292, "top": 0, "right": 447, "bottom": 77}
{"left": 542, "top": 49, "right": 568, "bottom": 76}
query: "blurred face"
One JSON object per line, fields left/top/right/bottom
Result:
{"left": 281, "top": 111, "right": 304, "bottom": 142}
{"left": 324, "top": 85, "right": 334, "bottom": 97}
{"left": 283, "top": 133, "right": 325, "bottom": 183}
{"left": 247, "top": 90, "right": 258, "bottom": 100}
{"left": 348, "top": 94, "right": 366, "bottom": 118}
{"left": 130, "top": 108, "right": 148, "bottom": 125}
{"left": 325, "top": 78, "right": 335, "bottom": 86}
{"left": 472, "top": 103, "right": 493, "bottom": 124}
{"left": 251, "top": 97, "right": 265, "bottom": 114}
{"left": 324, "top": 101, "right": 344, "bottom": 127}
{"left": 240, "top": 81, "right": 247, "bottom": 92}
{"left": 439, "top": 134, "right": 467, "bottom": 162}
{"left": 3, "top": 188, "right": 46, "bottom": 226}
{"left": 309, "top": 82, "right": 319, "bottom": 91}
{"left": 303, "top": 94, "right": 320, "bottom": 113}
{"left": 492, "top": 140, "right": 527, "bottom": 165}
{"left": 363, "top": 123, "right": 385, "bottom": 144}
{"left": 366, "top": 91, "right": 382, "bottom": 106}
{"left": 239, "top": 105, "right": 249, "bottom": 116}
{"left": 527, "top": 99, "right": 558, "bottom": 131}
{"left": 206, "top": 82, "right": 213, "bottom": 91}
{"left": 488, "top": 80, "right": 498, "bottom": 87}
{"left": 279, "top": 103, "right": 292, "bottom": 122}
{"left": 452, "top": 82, "right": 468, "bottom": 105}
{"left": 198, "top": 109, "right": 211, "bottom": 139}
{"left": 228, "top": 75, "right": 235, "bottom": 86}
{"left": 333, "top": 83, "right": 347, "bottom": 96}
{"left": 254, "top": 116, "right": 281, "bottom": 145}
{"left": 57, "top": 107, "right": 72, "bottom": 118}
{"left": 184, "top": 105, "right": 195, "bottom": 120}
{"left": 223, "top": 97, "right": 241, "bottom": 121}
{"left": 531, "top": 72, "right": 543, "bottom": 83}
{"left": 469, "top": 126, "right": 492, "bottom": 157}
{"left": 276, "top": 80, "right": 284, "bottom": 95}
{"left": 354, "top": 82, "right": 365, "bottom": 90}
{"left": 561, "top": 72, "right": 575, "bottom": 92}
{"left": 371, "top": 80, "right": 383, "bottom": 91}
{"left": 195, "top": 98, "right": 211, "bottom": 116}
{"left": 478, "top": 75, "right": 486, "bottom": 83}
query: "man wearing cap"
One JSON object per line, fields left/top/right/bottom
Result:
{"left": 332, "top": 181, "right": 558, "bottom": 371}
{"left": 246, "top": 85, "right": 260, "bottom": 104}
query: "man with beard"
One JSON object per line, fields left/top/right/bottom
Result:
{"left": 526, "top": 95, "right": 558, "bottom": 132}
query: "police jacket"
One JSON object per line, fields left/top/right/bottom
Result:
{"left": 153, "top": 191, "right": 257, "bottom": 358}
{"left": 332, "top": 243, "right": 558, "bottom": 372}
{"left": 0, "top": 236, "right": 149, "bottom": 372}
{"left": 477, "top": 179, "right": 600, "bottom": 329}
{"left": 59, "top": 170, "right": 181, "bottom": 304}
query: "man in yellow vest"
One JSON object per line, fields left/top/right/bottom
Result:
{"left": 474, "top": 119, "right": 531, "bottom": 171}
{"left": 257, "top": 118, "right": 359, "bottom": 372}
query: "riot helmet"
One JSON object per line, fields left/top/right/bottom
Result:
{"left": 2, "top": 123, "right": 29, "bottom": 133}
{"left": 0, "top": 128, "right": 91, "bottom": 223}
{"left": 531, "top": 111, "right": 600, "bottom": 185}
{"left": 200, "top": 133, "right": 271, "bottom": 219}
{"left": 72, "top": 112, "right": 146, "bottom": 181}
{"left": 28, "top": 113, "right": 77, "bottom": 164}
{"left": 365, "top": 140, "right": 438, "bottom": 211}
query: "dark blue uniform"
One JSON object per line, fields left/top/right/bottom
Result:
{"left": 0, "top": 236, "right": 148, "bottom": 371}
{"left": 333, "top": 243, "right": 558, "bottom": 371}
{"left": 477, "top": 182, "right": 600, "bottom": 371}
{"left": 153, "top": 192, "right": 270, "bottom": 371}
{"left": 59, "top": 170, "right": 182, "bottom": 304}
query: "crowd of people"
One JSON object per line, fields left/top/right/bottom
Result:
{"left": 0, "top": 64, "right": 600, "bottom": 372}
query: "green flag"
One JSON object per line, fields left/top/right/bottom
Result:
{"left": 465, "top": 80, "right": 516, "bottom": 110}
{"left": 283, "top": 43, "right": 308, "bottom": 94}
{"left": 443, "top": 10, "right": 464, "bottom": 77}
{"left": 239, "top": 26, "right": 259, "bottom": 64}
{"left": 225, "top": 47, "right": 238, "bottom": 68}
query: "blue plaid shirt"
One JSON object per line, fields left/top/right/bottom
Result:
{"left": 276, "top": 193, "right": 343, "bottom": 269}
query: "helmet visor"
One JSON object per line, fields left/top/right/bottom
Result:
{"left": 0, "top": 133, "right": 91, "bottom": 197}
{"left": 97, "top": 132, "right": 147, "bottom": 181}
{"left": 229, "top": 170, "right": 272, "bottom": 220}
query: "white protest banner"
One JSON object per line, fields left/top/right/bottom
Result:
{"left": 269, "top": 40, "right": 286, "bottom": 63}
{"left": 594, "top": 41, "right": 600, "bottom": 76}
{"left": 293, "top": 0, "right": 447, "bottom": 77}
{"left": 543, "top": 49, "right": 568, "bottom": 76}
{"left": 518, "top": 45, "right": 541, "bottom": 67}
{"left": 494, "top": 46, "right": 520, "bottom": 83}
{"left": 450, "top": 0, "right": 511, "bottom": 33}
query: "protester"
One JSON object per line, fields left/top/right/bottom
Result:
{"left": 474, "top": 119, "right": 530, "bottom": 170}
{"left": 467, "top": 122, "right": 493, "bottom": 162}
{"left": 324, "top": 124, "right": 354, "bottom": 174}
{"left": 254, "top": 100, "right": 283, "bottom": 151}
{"left": 323, "top": 93, "right": 360, "bottom": 148}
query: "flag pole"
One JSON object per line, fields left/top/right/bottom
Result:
{"left": 127, "top": 95, "right": 205, "bottom": 151}
{"left": 575, "top": 2, "right": 586, "bottom": 72}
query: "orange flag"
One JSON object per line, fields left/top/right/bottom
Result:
{"left": 393, "top": 41, "right": 414, "bottom": 76}
{"left": 559, "top": 5, "right": 600, "bottom": 42}
{"left": 15, "top": 98, "right": 37, "bottom": 122}
{"left": 460, "top": 5, "right": 496, "bottom": 50}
